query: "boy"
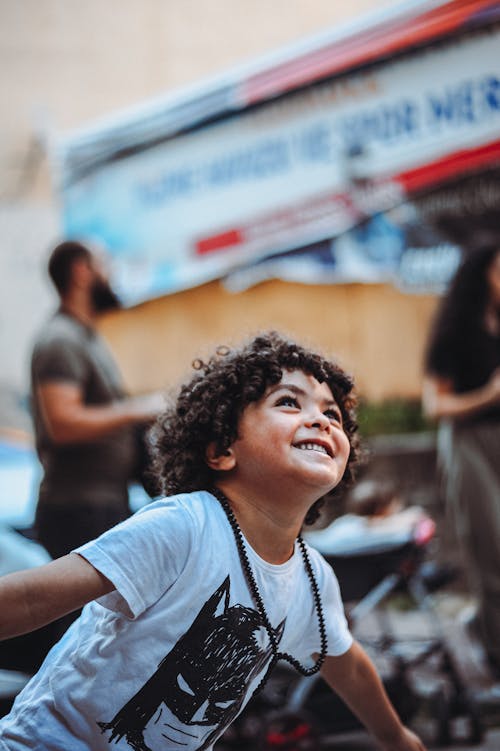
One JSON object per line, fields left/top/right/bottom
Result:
{"left": 0, "top": 332, "right": 425, "bottom": 751}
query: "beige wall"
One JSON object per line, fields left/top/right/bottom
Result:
{"left": 0, "top": 0, "right": 391, "bottom": 199}
{"left": 99, "top": 280, "right": 437, "bottom": 402}
{"left": 0, "top": 0, "right": 432, "bottom": 403}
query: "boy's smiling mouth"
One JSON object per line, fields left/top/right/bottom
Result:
{"left": 293, "top": 440, "right": 333, "bottom": 457}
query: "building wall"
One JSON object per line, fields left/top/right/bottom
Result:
{"left": 0, "top": 0, "right": 435, "bottom": 405}
{"left": 99, "top": 279, "right": 437, "bottom": 401}
{"left": 0, "top": 0, "right": 388, "bottom": 198}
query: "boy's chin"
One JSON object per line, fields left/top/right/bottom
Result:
{"left": 301, "top": 474, "right": 343, "bottom": 497}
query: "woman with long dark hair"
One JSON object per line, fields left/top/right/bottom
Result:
{"left": 423, "top": 243, "right": 500, "bottom": 675}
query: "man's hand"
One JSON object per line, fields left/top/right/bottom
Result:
{"left": 127, "top": 391, "right": 165, "bottom": 422}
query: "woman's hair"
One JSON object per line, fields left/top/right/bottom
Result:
{"left": 151, "top": 331, "right": 359, "bottom": 525}
{"left": 424, "top": 243, "right": 499, "bottom": 375}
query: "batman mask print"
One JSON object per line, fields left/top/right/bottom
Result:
{"left": 98, "top": 576, "right": 285, "bottom": 750}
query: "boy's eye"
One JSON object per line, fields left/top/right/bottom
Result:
{"left": 275, "top": 395, "right": 299, "bottom": 408}
{"left": 325, "top": 408, "right": 342, "bottom": 424}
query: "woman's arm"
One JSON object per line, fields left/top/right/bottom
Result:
{"left": 0, "top": 553, "right": 114, "bottom": 640}
{"left": 320, "top": 641, "right": 426, "bottom": 751}
{"left": 422, "top": 369, "right": 500, "bottom": 421}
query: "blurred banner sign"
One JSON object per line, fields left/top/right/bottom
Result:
{"left": 55, "top": 3, "right": 500, "bottom": 303}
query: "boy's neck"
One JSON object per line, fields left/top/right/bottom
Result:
{"left": 214, "top": 482, "right": 313, "bottom": 565}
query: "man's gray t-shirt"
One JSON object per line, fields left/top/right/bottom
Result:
{"left": 31, "top": 311, "right": 139, "bottom": 509}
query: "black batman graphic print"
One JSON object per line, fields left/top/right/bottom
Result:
{"left": 98, "top": 577, "right": 285, "bottom": 750}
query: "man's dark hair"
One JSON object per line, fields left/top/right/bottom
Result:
{"left": 151, "top": 331, "right": 359, "bottom": 525}
{"left": 47, "top": 240, "right": 91, "bottom": 296}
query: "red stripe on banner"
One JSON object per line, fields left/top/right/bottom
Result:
{"left": 241, "top": 0, "right": 500, "bottom": 105}
{"left": 397, "top": 139, "right": 500, "bottom": 193}
{"left": 194, "top": 191, "right": 355, "bottom": 257}
{"left": 195, "top": 140, "right": 500, "bottom": 258}
{"left": 195, "top": 229, "right": 244, "bottom": 255}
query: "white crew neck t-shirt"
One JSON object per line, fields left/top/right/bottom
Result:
{"left": 0, "top": 491, "right": 352, "bottom": 751}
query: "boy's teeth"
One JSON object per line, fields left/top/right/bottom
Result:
{"left": 297, "top": 442, "right": 328, "bottom": 454}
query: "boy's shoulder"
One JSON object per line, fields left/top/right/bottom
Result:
{"left": 135, "top": 490, "right": 220, "bottom": 527}
{"left": 77, "top": 492, "right": 223, "bottom": 562}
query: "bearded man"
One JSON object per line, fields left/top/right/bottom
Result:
{"left": 31, "top": 240, "right": 161, "bottom": 560}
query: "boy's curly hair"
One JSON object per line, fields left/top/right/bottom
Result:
{"left": 151, "top": 331, "right": 359, "bottom": 525}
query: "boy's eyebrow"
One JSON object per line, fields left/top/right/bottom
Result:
{"left": 267, "top": 383, "right": 305, "bottom": 396}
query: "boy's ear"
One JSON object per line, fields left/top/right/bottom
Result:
{"left": 205, "top": 442, "right": 236, "bottom": 472}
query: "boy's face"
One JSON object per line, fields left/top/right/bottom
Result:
{"left": 228, "top": 369, "right": 350, "bottom": 497}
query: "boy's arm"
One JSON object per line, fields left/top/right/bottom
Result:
{"left": 0, "top": 553, "right": 114, "bottom": 640}
{"left": 320, "top": 641, "right": 426, "bottom": 751}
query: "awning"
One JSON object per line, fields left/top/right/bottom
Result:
{"left": 52, "top": 0, "right": 500, "bottom": 303}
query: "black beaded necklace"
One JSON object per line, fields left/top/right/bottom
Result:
{"left": 212, "top": 488, "right": 328, "bottom": 691}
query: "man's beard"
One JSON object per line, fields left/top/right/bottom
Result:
{"left": 91, "top": 278, "right": 122, "bottom": 313}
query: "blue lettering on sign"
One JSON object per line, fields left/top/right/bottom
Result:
{"left": 296, "top": 122, "right": 334, "bottom": 163}
{"left": 134, "top": 73, "right": 500, "bottom": 210}
{"left": 136, "top": 167, "right": 198, "bottom": 206}
{"left": 136, "top": 137, "right": 292, "bottom": 207}
{"left": 339, "top": 99, "right": 420, "bottom": 150}
{"left": 427, "top": 80, "right": 477, "bottom": 124}
{"left": 206, "top": 138, "right": 290, "bottom": 185}
{"left": 426, "top": 75, "right": 500, "bottom": 127}
{"left": 481, "top": 76, "right": 500, "bottom": 111}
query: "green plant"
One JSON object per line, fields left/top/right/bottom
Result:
{"left": 357, "top": 398, "right": 433, "bottom": 437}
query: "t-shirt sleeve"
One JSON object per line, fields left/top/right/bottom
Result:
{"left": 322, "top": 564, "right": 353, "bottom": 656}
{"left": 75, "top": 497, "right": 197, "bottom": 619}
{"left": 32, "top": 336, "right": 87, "bottom": 385}
{"left": 301, "top": 547, "right": 353, "bottom": 659}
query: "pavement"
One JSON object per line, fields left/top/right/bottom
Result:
{"left": 323, "top": 726, "right": 500, "bottom": 750}
{"left": 323, "top": 591, "right": 500, "bottom": 751}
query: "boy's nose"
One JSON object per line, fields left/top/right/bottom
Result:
{"left": 305, "top": 411, "right": 330, "bottom": 430}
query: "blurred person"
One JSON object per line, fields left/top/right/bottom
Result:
{"left": 422, "top": 242, "right": 500, "bottom": 676}
{"left": 305, "top": 477, "right": 431, "bottom": 558}
{"left": 346, "top": 477, "right": 403, "bottom": 518}
{"left": 31, "top": 240, "right": 163, "bottom": 560}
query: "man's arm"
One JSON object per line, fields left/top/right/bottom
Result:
{"left": 0, "top": 553, "right": 114, "bottom": 640}
{"left": 36, "top": 381, "right": 164, "bottom": 444}
{"left": 320, "top": 641, "right": 426, "bottom": 751}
